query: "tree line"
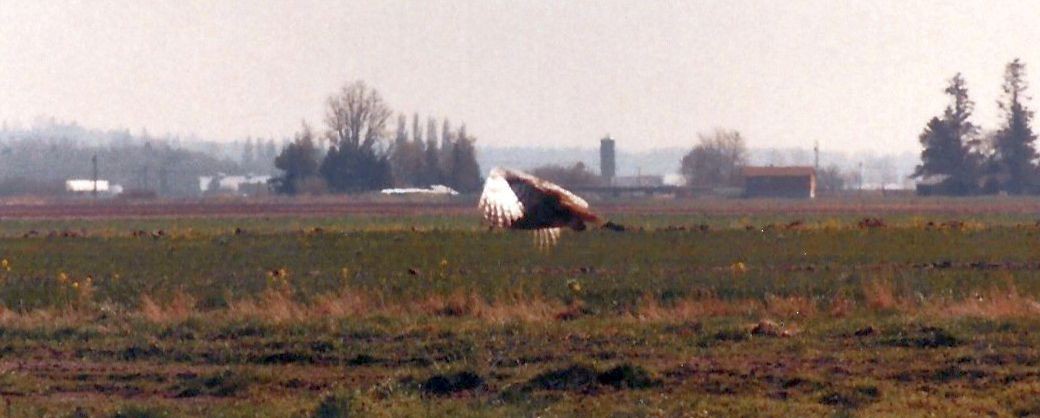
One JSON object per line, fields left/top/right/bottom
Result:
{"left": 914, "top": 59, "right": 1039, "bottom": 195}
{"left": 271, "top": 81, "right": 482, "bottom": 195}
{"left": 0, "top": 136, "right": 239, "bottom": 197}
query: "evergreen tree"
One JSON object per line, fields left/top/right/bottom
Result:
{"left": 390, "top": 114, "right": 424, "bottom": 186}
{"left": 265, "top": 139, "right": 277, "bottom": 161}
{"left": 991, "top": 59, "right": 1038, "bottom": 194}
{"left": 422, "top": 117, "right": 441, "bottom": 185}
{"left": 271, "top": 123, "right": 320, "bottom": 195}
{"left": 439, "top": 119, "right": 455, "bottom": 181}
{"left": 448, "top": 124, "right": 482, "bottom": 192}
{"left": 242, "top": 137, "right": 255, "bottom": 167}
{"left": 411, "top": 113, "right": 423, "bottom": 145}
{"left": 426, "top": 117, "right": 438, "bottom": 146}
{"left": 411, "top": 113, "right": 426, "bottom": 184}
{"left": 394, "top": 114, "right": 408, "bottom": 147}
{"left": 320, "top": 144, "right": 392, "bottom": 192}
{"left": 390, "top": 114, "right": 409, "bottom": 185}
{"left": 912, "top": 73, "right": 979, "bottom": 195}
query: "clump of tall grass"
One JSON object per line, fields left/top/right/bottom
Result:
{"left": 139, "top": 291, "right": 197, "bottom": 323}
{"left": 862, "top": 278, "right": 904, "bottom": 311}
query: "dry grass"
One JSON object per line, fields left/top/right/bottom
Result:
{"left": 764, "top": 294, "right": 817, "bottom": 319}
{"left": 862, "top": 278, "right": 907, "bottom": 311}
{"left": 0, "top": 306, "right": 93, "bottom": 328}
{"left": 632, "top": 293, "right": 817, "bottom": 323}
{"left": 857, "top": 276, "right": 1040, "bottom": 319}
{"left": 476, "top": 293, "right": 562, "bottom": 323}
{"left": 139, "top": 291, "right": 197, "bottom": 323}
{"left": 216, "top": 287, "right": 564, "bottom": 324}
{"left": 928, "top": 282, "right": 1040, "bottom": 319}
{"left": 311, "top": 287, "right": 381, "bottom": 318}
{"left": 417, "top": 290, "right": 483, "bottom": 317}
{"left": 3, "top": 281, "right": 1040, "bottom": 327}
{"left": 228, "top": 289, "right": 307, "bottom": 323}
{"left": 632, "top": 294, "right": 761, "bottom": 321}
{"left": 827, "top": 293, "right": 856, "bottom": 318}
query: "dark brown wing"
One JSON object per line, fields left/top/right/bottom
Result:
{"left": 500, "top": 169, "right": 600, "bottom": 228}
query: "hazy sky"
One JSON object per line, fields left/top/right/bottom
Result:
{"left": 2, "top": 1, "right": 1039, "bottom": 153}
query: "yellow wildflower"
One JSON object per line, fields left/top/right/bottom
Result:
{"left": 567, "top": 279, "right": 582, "bottom": 294}
{"left": 58, "top": 272, "right": 68, "bottom": 284}
{"left": 731, "top": 262, "right": 747, "bottom": 275}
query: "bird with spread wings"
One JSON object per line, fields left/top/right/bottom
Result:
{"left": 478, "top": 167, "right": 623, "bottom": 247}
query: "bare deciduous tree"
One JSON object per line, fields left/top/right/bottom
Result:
{"left": 319, "top": 81, "right": 394, "bottom": 192}
{"left": 324, "top": 80, "right": 392, "bottom": 153}
{"left": 680, "top": 129, "right": 748, "bottom": 188}
{"left": 816, "top": 164, "right": 848, "bottom": 195}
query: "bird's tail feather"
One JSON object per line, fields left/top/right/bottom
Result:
{"left": 533, "top": 228, "right": 561, "bottom": 249}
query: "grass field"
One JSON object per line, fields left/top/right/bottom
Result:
{"left": 2, "top": 197, "right": 1040, "bottom": 417}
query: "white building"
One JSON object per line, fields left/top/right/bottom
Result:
{"left": 380, "top": 184, "right": 459, "bottom": 195}
{"left": 199, "top": 174, "right": 272, "bottom": 194}
{"left": 66, "top": 179, "right": 123, "bottom": 195}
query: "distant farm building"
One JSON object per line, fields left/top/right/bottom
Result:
{"left": 914, "top": 174, "right": 965, "bottom": 196}
{"left": 380, "top": 185, "right": 459, "bottom": 195}
{"left": 199, "top": 174, "right": 271, "bottom": 196}
{"left": 662, "top": 174, "right": 687, "bottom": 187}
{"left": 614, "top": 175, "right": 664, "bottom": 187}
{"left": 742, "top": 166, "right": 816, "bottom": 198}
{"left": 65, "top": 179, "right": 122, "bottom": 196}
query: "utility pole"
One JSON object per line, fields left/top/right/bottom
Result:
{"left": 159, "top": 165, "right": 168, "bottom": 195}
{"left": 813, "top": 141, "right": 819, "bottom": 172}
{"left": 91, "top": 154, "right": 98, "bottom": 198}
{"left": 858, "top": 161, "right": 864, "bottom": 194}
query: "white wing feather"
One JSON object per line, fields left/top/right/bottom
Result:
{"left": 478, "top": 170, "right": 524, "bottom": 228}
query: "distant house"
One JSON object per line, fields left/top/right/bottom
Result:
{"left": 742, "top": 166, "right": 816, "bottom": 199}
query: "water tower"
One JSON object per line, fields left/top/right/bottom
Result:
{"left": 600, "top": 135, "right": 616, "bottom": 185}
